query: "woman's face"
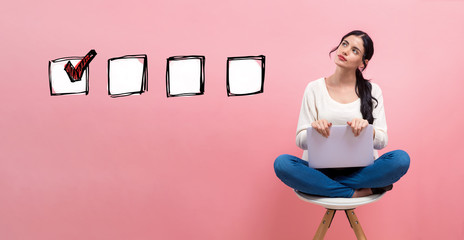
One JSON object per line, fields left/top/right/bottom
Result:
{"left": 334, "top": 35, "right": 367, "bottom": 70}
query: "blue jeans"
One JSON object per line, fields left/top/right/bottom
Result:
{"left": 274, "top": 150, "right": 410, "bottom": 198}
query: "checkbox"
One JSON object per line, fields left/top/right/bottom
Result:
{"left": 227, "top": 55, "right": 265, "bottom": 96}
{"left": 108, "top": 54, "right": 148, "bottom": 97}
{"left": 49, "top": 57, "right": 89, "bottom": 96}
{"left": 166, "top": 55, "right": 205, "bottom": 97}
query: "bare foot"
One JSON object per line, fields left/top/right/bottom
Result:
{"left": 351, "top": 188, "right": 373, "bottom": 198}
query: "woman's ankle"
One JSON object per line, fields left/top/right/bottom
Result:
{"left": 352, "top": 188, "right": 373, "bottom": 198}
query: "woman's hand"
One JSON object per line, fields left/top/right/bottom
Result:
{"left": 347, "top": 118, "right": 369, "bottom": 137}
{"left": 311, "top": 120, "right": 332, "bottom": 138}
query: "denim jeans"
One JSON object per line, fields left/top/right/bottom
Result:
{"left": 274, "top": 150, "right": 410, "bottom": 198}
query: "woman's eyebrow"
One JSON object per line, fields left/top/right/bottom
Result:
{"left": 353, "top": 46, "right": 362, "bottom": 53}
{"left": 344, "top": 40, "right": 362, "bottom": 53}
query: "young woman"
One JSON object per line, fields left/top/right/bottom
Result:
{"left": 274, "top": 30, "right": 410, "bottom": 198}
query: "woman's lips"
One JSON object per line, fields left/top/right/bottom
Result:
{"left": 338, "top": 55, "right": 346, "bottom": 61}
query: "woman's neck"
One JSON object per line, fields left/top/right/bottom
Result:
{"left": 327, "top": 67, "right": 357, "bottom": 87}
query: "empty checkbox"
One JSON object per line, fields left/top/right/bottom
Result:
{"left": 166, "top": 55, "right": 205, "bottom": 97}
{"left": 227, "top": 55, "right": 265, "bottom": 96}
{"left": 108, "top": 54, "right": 148, "bottom": 97}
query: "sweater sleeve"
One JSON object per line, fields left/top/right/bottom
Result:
{"left": 295, "top": 83, "right": 318, "bottom": 150}
{"left": 372, "top": 84, "right": 388, "bottom": 150}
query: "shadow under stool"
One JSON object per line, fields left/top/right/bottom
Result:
{"left": 295, "top": 190, "right": 386, "bottom": 240}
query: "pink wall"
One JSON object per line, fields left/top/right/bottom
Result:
{"left": 1, "top": 0, "right": 463, "bottom": 239}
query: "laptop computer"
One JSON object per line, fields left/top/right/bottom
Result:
{"left": 306, "top": 125, "right": 374, "bottom": 169}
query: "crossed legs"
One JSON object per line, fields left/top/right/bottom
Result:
{"left": 274, "top": 150, "right": 410, "bottom": 198}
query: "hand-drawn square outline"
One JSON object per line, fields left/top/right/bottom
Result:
{"left": 226, "top": 55, "right": 265, "bottom": 97}
{"left": 166, "top": 55, "right": 205, "bottom": 97}
{"left": 107, "top": 54, "right": 148, "bottom": 98}
{"left": 49, "top": 57, "right": 90, "bottom": 96}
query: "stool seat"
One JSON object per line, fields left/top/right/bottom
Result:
{"left": 295, "top": 190, "right": 387, "bottom": 239}
{"left": 295, "top": 190, "right": 386, "bottom": 210}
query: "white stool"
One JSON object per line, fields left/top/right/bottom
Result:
{"left": 295, "top": 190, "right": 385, "bottom": 240}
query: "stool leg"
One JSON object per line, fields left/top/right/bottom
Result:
{"left": 313, "top": 209, "right": 336, "bottom": 240}
{"left": 345, "top": 209, "right": 367, "bottom": 240}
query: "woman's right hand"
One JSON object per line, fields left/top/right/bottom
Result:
{"left": 311, "top": 120, "right": 332, "bottom": 138}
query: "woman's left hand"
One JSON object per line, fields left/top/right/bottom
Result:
{"left": 347, "top": 118, "right": 369, "bottom": 137}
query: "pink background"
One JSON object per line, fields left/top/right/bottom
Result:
{"left": 1, "top": 0, "right": 463, "bottom": 239}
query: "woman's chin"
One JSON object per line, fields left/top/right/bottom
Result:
{"left": 334, "top": 62, "right": 349, "bottom": 69}
{"left": 334, "top": 61, "right": 356, "bottom": 71}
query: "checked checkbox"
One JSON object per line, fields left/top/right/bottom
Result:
{"left": 49, "top": 57, "right": 90, "bottom": 96}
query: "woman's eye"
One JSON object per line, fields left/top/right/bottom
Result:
{"left": 342, "top": 42, "right": 347, "bottom": 46}
{"left": 353, "top": 49, "right": 358, "bottom": 54}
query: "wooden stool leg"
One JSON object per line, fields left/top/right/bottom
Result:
{"left": 313, "top": 209, "right": 336, "bottom": 240}
{"left": 345, "top": 209, "right": 367, "bottom": 240}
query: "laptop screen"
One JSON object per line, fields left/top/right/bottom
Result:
{"left": 306, "top": 125, "right": 374, "bottom": 168}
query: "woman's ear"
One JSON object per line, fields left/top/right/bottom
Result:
{"left": 359, "top": 59, "right": 369, "bottom": 71}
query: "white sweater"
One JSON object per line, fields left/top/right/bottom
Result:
{"left": 296, "top": 78, "right": 388, "bottom": 160}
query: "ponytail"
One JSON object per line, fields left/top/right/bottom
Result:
{"left": 355, "top": 68, "right": 377, "bottom": 124}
